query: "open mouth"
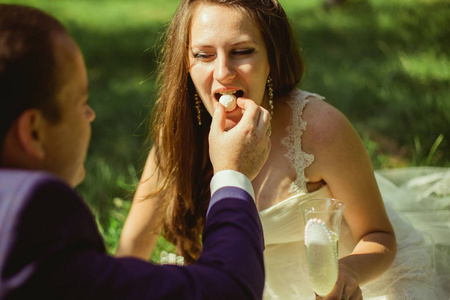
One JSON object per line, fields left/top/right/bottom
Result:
{"left": 214, "top": 90, "right": 244, "bottom": 101}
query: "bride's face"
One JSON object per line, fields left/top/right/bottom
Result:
{"left": 188, "top": 3, "right": 270, "bottom": 130}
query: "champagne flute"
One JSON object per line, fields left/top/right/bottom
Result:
{"left": 300, "top": 198, "right": 345, "bottom": 297}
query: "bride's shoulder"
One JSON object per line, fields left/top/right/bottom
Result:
{"left": 300, "top": 92, "right": 355, "bottom": 149}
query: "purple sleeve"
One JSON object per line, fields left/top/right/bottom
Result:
{"left": 0, "top": 171, "right": 265, "bottom": 300}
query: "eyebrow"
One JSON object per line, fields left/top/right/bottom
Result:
{"left": 230, "top": 39, "right": 257, "bottom": 47}
{"left": 191, "top": 39, "right": 257, "bottom": 49}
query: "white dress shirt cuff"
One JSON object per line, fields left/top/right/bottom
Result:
{"left": 210, "top": 170, "right": 255, "bottom": 200}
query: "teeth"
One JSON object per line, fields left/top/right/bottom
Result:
{"left": 220, "top": 90, "right": 237, "bottom": 95}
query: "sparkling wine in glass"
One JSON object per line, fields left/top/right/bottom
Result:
{"left": 300, "top": 198, "right": 345, "bottom": 297}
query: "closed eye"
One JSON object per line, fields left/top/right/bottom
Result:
{"left": 192, "top": 52, "right": 214, "bottom": 61}
{"left": 233, "top": 49, "right": 255, "bottom": 56}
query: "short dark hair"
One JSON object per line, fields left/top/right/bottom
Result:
{"left": 0, "top": 4, "right": 67, "bottom": 150}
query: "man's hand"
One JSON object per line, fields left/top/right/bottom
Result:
{"left": 209, "top": 99, "right": 271, "bottom": 181}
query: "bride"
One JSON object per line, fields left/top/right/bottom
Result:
{"left": 116, "top": 0, "right": 450, "bottom": 299}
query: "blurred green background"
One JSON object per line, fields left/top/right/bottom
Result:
{"left": 3, "top": 0, "right": 449, "bottom": 255}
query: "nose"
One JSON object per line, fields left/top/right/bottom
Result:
{"left": 214, "top": 54, "right": 236, "bottom": 83}
{"left": 87, "top": 105, "right": 96, "bottom": 122}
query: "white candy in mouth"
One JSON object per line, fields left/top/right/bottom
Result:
{"left": 219, "top": 94, "right": 237, "bottom": 112}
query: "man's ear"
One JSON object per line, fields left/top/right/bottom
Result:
{"left": 15, "top": 109, "right": 47, "bottom": 159}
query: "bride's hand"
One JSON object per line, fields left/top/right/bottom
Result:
{"left": 209, "top": 99, "right": 271, "bottom": 181}
{"left": 317, "top": 263, "right": 362, "bottom": 300}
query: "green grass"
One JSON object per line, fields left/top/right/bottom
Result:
{"left": 4, "top": 0, "right": 449, "bottom": 255}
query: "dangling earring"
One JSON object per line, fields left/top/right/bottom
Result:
{"left": 194, "top": 92, "right": 202, "bottom": 125}
{"left": 267, "top": 75, "right": 274, "bottom": 118}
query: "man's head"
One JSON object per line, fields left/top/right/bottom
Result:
{"left": 0, "top": 4, "right": 95, "bottom": 187}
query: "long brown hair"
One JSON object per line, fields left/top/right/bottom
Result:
{"left": 149, "top": 0, "right": 304, "bottom": 263}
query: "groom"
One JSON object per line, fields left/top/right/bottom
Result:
{"left": 0, "top": 4, "right": 271, "bottom": 299}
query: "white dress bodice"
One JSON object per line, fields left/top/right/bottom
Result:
{"left": 158, "top": 89, "right": 450, "bottom": 299}
{"left": 259, "top": 89, "right": 450, "bottom": 299}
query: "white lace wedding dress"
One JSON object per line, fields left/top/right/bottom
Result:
{"left": 260, "top": 89, "right": 450, "bottom": 299}
{"left": 159, "top": 89, "right": 450, "bottom": 299}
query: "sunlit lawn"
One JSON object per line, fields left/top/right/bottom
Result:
{"left": 4, "top": 0, "right": 449, "bottom": 255}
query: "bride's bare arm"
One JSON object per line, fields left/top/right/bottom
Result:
{"left": 302, "top": 98, "right": 397, "bottom": 298}
{"left": 115, "top": 147, "right": 162, "bottom": 260}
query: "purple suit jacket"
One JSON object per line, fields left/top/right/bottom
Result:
{"left": 0, "top": 170, "right": 264, "bottom": 299}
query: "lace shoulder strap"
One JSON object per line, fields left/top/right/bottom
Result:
{"left": 281, "top": 89, "right": 325, "bottom": 194}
